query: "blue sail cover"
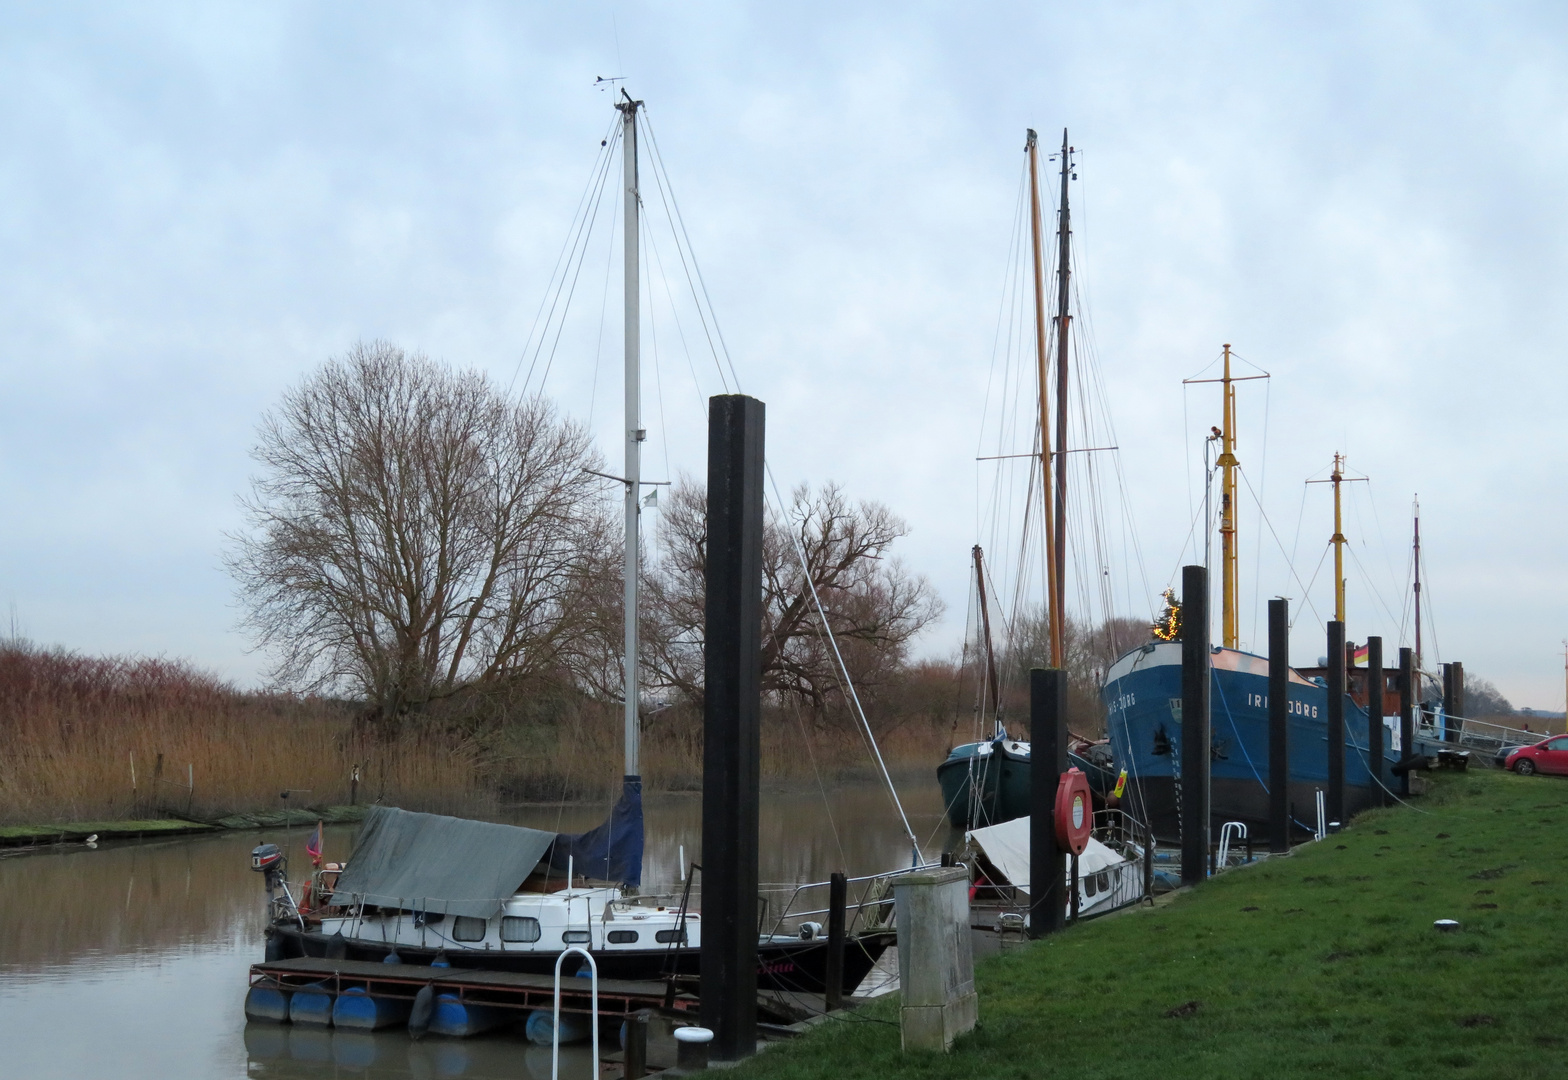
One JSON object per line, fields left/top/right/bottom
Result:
{"left": 550, "top": 776, "right": 643, "bottom": 887}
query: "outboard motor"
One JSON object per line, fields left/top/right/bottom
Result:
{"left": 251, "top": 843, "right": 287, "bottom": 909}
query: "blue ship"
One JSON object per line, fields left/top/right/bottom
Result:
{"left": 1103, "top": 641, "right": 1400, "bottom": 841}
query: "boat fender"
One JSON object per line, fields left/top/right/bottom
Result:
{"left": 384, "top": 949, "right": 402, "bottom": 964}
{"left": 1054, "top": 768, "right": 1093, "bottom": 855}
{"left": 798, "top": 921, "right": 822, "bottom": 941}
{"left": 325, "top": 931, "right": 347, "bottom": 960}
{"left": 431, "top": 948, "right": 450, "bottom": 968}
{"left": 408, "top": 984, "right": 435, "bottom": 1040}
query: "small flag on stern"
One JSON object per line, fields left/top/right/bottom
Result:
{"left": 306, "top": 821, "right": 323, "bottom": 867}
{"left": 1112, "top": 769, "right": 1128, "bottom": 799}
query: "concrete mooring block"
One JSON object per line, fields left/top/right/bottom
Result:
{"left": 893, "top": 866, "right": 977, "bottom": 1051}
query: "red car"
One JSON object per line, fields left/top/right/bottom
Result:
{"left": 1505, "top": 735, "right": 1568, "bottom": 776}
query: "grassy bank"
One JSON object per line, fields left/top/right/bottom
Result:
{"left": 741, "top": 768, "right": 1568, "bottom": 1079}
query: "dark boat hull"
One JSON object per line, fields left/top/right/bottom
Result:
{"left": 269, "top": 924, "right": 893, "bottom": 998}
{"left": 937, "top": 738, "right": 1116, "bottom": 829}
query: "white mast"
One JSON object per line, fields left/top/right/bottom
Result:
{"left": 618, "top": 92, "right": 643, "bottom": 778}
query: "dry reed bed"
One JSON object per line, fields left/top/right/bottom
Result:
{"left": 0, "top": 645, "right": 486, "bottom": 824}
{"left": 0, "top": 643, "right": 955, "bottom": 824}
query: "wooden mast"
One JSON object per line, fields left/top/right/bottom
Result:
{"left": 1026, "top": 129, "right": 1062, "bottom": 668}
{"left": 972, "top": 545, "right": 1002, "bottom": 732}
{"left": 1051, "top": 129, "right": 1072, "bottom": 667}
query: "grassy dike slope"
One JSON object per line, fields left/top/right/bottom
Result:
{"left": 741, "top": 770, "right": 1568, "bottom": 1079}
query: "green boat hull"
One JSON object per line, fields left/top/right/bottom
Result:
{"left": 937, "top": 737, "right": 1117, "bottom": 829}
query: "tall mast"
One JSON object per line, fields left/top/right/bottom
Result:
{"left": 972, "top": 545, "right": 1002, "bottom": 734}
{"left": 1331, "top": 453, "right": 1347, "bottom": 624}
{"left": 617, "top": 92, "right": 643, "bottom": 779}
{"left": 1412, "top": 496, "right": 1422, "bottom": 671}
{"left": 1025, "top": 129, "right": 1061, "bottom": 668}
{"left": 1051, "top": 129, "right": 1072, "bottom": 667}
{"left": 1217, "top": 344, "right": 1239, "bottom": 649}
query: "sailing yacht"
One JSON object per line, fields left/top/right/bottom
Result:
{"left": 937, "top": 129, "right": 1117, "bottom": 829}
{"left": 251, "top": 92, "right": 894, "bottom": 999}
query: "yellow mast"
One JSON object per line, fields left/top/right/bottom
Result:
{"left": 1026, "top": 129, "right": 1062, "bottom": 668}
{"left": 1330, "top": 453, "right": 1347, "bottom": 623}
{"left": 1217, "top": 344, "right": 1239, "bottom": 649}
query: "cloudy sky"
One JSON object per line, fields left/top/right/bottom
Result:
{"left": 2, "top": 3, "right": 1565, "bottom": 708}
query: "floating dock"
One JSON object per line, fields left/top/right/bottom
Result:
{"left": 247, "top": 957, "right": 691, "bottom": 1030}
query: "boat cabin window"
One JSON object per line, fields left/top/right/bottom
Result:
{"left": 452, "top": 916, "right": 487, "bottom": 942}
{"left": 1084, "top": 874, "right": 1098, "bottom": 897}
{"left": 606, "top": 930, "right": 639, "bottom": 944}
{"left": 562, "top": 930, "right": 591, "bottom": 944}
{"left": 654, "top": 928, "right": 687, "bottom": 945}
{"left": 501, "top": 916, "right": 541, "bottom": 943}
{"left": 1096, "top": 871, "right": 1110, "bottom": 894}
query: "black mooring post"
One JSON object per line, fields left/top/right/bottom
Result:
{"left": 1366, "top": 637, "right": 1385, "bottom": 808}
{"left": 1179, "top": 564, "right": 1210, "bottom": 887}
{"left": 1268, "top": 598, "right": 1290, "bottom": 853}
{"left": 1442, "top": 663, "right": 1456, "bottom": 742}
{"left": 1326, "top": 620, "right": 1346, "bottom": 829}
{"left": 1451, "top": 661, "right": 1465, "bottom": 737}
{"left": 824, "top": 872, "right": 846, "bottom": 1012}
{"left": 1028, "top": 667, "right": 1068, "bottom": 938}
{"left": 1069, "top": 853, "right": 1081, "bottom": 922}
{"left": 1399, "top": 647, "right": 1415, "bottom": 797}
{"left": 700, "top": 394, "right": 765, "bottom": 1060}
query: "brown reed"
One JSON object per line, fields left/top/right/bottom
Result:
{"left": 0, "top": 642, "right": 957, "bottom": 824}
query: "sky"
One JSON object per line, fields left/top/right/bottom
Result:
{"left": 1, "top": 2, "right": 1566, "bottom": 709}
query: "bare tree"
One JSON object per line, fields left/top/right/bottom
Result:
{"left": 229, "top": 342, "right": 611, "bottom": 719}
{"left": 1001, "top": 612, "right": 1151, "bottom": 735}
{"left": 643, "top": 479, "right": 943, "bottom": 723}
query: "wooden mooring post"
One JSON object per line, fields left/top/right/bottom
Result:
{"left": 1179, "top": 564, "right": 1210, "bottom": 887}
{"left": 824, "top": 872, "right": 846, "bottom": 1012}
{"left": 699, "top": 393, "right": 765, "bottom": 1062}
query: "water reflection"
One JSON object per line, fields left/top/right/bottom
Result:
{"left": 0, "top": 780, "right": 943, "bottom": 1079}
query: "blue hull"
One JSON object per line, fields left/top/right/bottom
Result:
{"left": 1104, "top": 643, "right": 1399, "bottom": 840}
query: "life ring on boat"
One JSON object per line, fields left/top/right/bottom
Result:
{"left": 1054, "top": 767, "right": 1092, "bottom": 855}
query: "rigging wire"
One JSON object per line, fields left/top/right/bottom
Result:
{"left": 514, "top": 115, "right": 623, "bottom": 399}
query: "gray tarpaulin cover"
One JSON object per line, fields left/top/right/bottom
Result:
{"left": 328, "top": 806, "right": 556, "bottom": 918}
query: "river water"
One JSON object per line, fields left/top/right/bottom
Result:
{"left": 0, "top": 780, "right": 948, "bottom": 1080}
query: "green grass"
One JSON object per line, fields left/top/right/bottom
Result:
{"left": 741, "top": 769, "right": 1568, "bottom": 1079}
